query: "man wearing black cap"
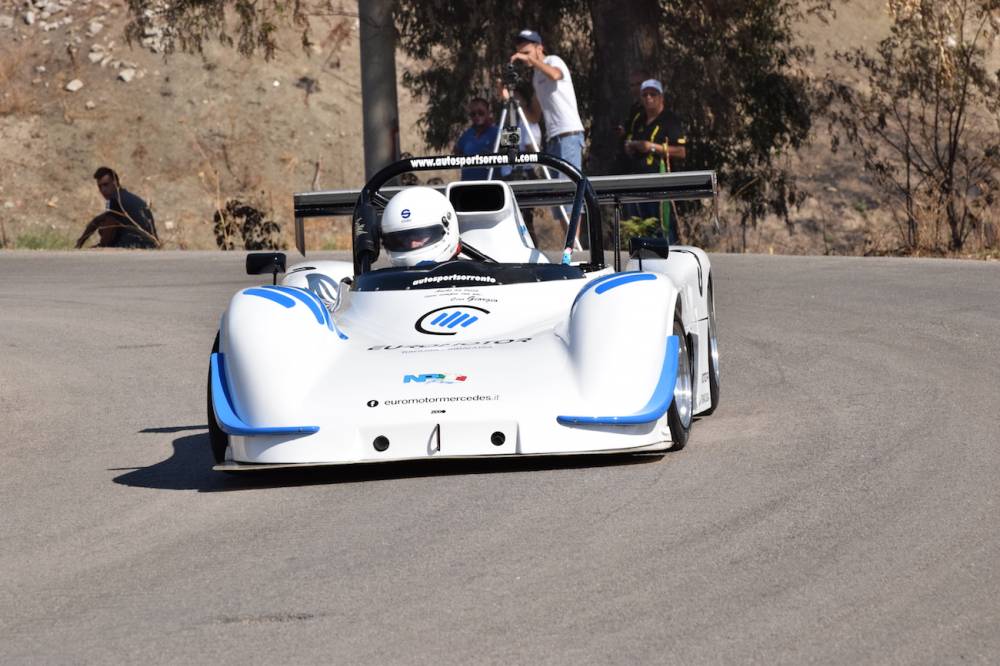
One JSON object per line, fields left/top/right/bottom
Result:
{"left": 506, "top": 29, "right": 585, "bottom": 173}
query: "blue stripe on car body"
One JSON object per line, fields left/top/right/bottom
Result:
{"left": 556, "top": 336, "right": 679, "bottom": 426}
{"left": 571, "top": 271, "right": 656, "bottom": 311}
{"left": 210, "top": 352, "right": 320, "bottom": 436}
{"left": 244, "top": 285, "right": 349, "bottom": 339}
{"left": 594, "top": 272, "right": 657, "bottom": 294}
{"left": 288, "top": 286, "right": 350, "bottom": 339}
{"left": 244, "top": 288, "right": 295, "bottom": 308}
{"left": 269, "top": 286, "right": 328, "bottom": 326}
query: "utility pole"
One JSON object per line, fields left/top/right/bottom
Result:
{"left": 359, "top": 0, "right": 400, "bottom": 180}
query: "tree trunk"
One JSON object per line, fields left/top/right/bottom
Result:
{"left": 360, "top": 0, "right": 400, "bottom": 179}
{"left": 587, "top": 0, "right": 661, "bottom": 175}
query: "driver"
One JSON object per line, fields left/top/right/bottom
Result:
{"left": 381, "top": 187, "right": 461, "bottom": 267}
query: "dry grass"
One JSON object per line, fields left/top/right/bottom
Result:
{"left": 14, "top": 226, "right": 74, "bottom": 250}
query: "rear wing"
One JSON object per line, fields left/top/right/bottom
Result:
{"left": 292, "top": 170, "right": 718, "bottom": 256}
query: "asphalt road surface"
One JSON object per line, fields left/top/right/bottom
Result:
{"left": 2, "top": 251, "right": 999, "bottom": 664}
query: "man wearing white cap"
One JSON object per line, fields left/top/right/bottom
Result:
{"left": 624, "top": 78, "right": 687, "bottom": 241}
{"left": 506, "top": 29, "right": 585, "bottom": 173}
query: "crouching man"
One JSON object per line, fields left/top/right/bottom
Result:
{"left": 75, "top": 166, "right": 159, "bottom": 249}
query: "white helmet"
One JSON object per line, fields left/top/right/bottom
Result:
{"left": 381, "top": 187, "right": 460, "bottom": 267}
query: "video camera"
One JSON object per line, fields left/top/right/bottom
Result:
{"left": 503, "top": 63, "right": 523, "bottom": 88}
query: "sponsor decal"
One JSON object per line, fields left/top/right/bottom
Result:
{"left": 401, "top": 208, "right": 411, "bottom": 219}
{"left": 423, "top": 289, "right": 499, "bottom": 304}
{"left": 375, "top": 394, "right": 500, "bottom": 407}
{"left": 415, "top": 305, "right": 489, "bottom": 335}
{"left": 367, "top": 338, "right": 531, "bottom": 352}
{"left": 412, "top": 274, "right": 497, "bottom": 287}
{"left": 408, "top": 154, "right": 539, "bottom": 169}
{"left": 403, "top": 373, "right": 468, "bottom": 384}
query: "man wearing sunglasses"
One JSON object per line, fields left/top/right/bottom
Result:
{"left": 624, "top": 79, "right": 687, "bottom": 242}
{"left": 454, "top": 97, "right": 501, "bottom": 180}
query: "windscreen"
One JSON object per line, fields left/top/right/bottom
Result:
{"left": 449, "top": 184, "right": 506, "bottom": 212}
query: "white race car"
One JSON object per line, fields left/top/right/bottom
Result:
{"left": 208, "top": 153, "right": 720, "bottom": 471}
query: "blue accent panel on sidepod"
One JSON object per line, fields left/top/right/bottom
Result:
{"left": 210, "top": 352, "right": 320, "bottom": 436}
{"left": 594, "top": 272, "right": 656, "bottom": 294}
{"left": 572, "top": 271, "right": 652, "bottom": 310}
{"left": 556, "top": 336, "right": 679, "bottom": 426}
{"left": 244, "top": 288, "right": 295, "bottom": 308}
{"left": 269, "top": 286, "right": 328, "bottom": 326}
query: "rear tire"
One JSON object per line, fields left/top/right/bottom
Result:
{"left": 207, "top": 332, "right": 229, "bottom": 464}
{"left": 666, "top": 313, "right": 693, "bottom": 451}
{"left": 703, "top": 277, "right": 721, "bottom": 415}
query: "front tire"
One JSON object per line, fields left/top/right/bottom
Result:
{"left": 703, "top": 277, "right": 721, "bottom": 415}
{"left": 666, "top": 313, "right": 693, "bottom": 450}
{"left": 207, "top": 332, "right": 229, "bottom": 464}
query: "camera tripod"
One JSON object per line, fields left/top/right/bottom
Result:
{"left": 487, "top": 93, "right": 582, "bottom": 251}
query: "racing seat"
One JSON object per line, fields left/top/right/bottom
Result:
{"left": 447, "top": 180, "right": 548, "bottom": 264}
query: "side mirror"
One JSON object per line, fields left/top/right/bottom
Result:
{"left": 629, "top": 236, "right": 669, "bottom": 271}
{"left": 246, "top": 252, "right": 286, "bottom": 285}
{"left": 629, "top": 236, "right": 669, "bottom": 258}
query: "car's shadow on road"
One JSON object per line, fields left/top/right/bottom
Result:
{"left": 112, "top": 429, "right": 666, "bottom": 493}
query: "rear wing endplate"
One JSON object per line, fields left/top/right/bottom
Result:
{"left": 292, "top": 170, "right": 718, "bottom": 256}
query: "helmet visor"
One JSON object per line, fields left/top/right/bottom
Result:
{"left": 382, "top": 224, "right": 445, "bottom": 252}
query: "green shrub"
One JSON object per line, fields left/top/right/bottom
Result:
{"left": 618, "top": 217, "right": 661, "bottom": 246}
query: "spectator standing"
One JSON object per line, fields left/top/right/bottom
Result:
{"left": 624, "top": 79, "right": 687, "bottom": 242}
{"left": 75, "top": 167, "right": 159, "bottom": 249}
{"left": 454, "top": 97, "right": 500, "bottom": 180}
{"left": 613, "top": 68, "right": 651, "bottom": 174}
{"left": 507, "top": 29, "right": 585, "bottom": 173}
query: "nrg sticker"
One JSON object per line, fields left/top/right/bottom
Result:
{"left": 415, "top": 305, "right": 489, "bottom": 336}
{"left": 403, "top": 373, "right": 468, "bottom": 384}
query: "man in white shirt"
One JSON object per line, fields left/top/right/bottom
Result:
{"left": 507, "top": 29, "right": 585, "bottom": 173}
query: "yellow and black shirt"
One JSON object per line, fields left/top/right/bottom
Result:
{"left": 625, "top": 109, "right": 687, "bottom": 173}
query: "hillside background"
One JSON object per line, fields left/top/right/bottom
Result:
{"left": 0, "top": 0, "right": 901, "bottom": 253}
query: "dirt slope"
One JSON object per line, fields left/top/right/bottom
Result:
{"left": 0, "top": 0, "right": 897, "bottom": 253}
{"left": 0, "top": 0, "right": 434, "bottom": 250}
